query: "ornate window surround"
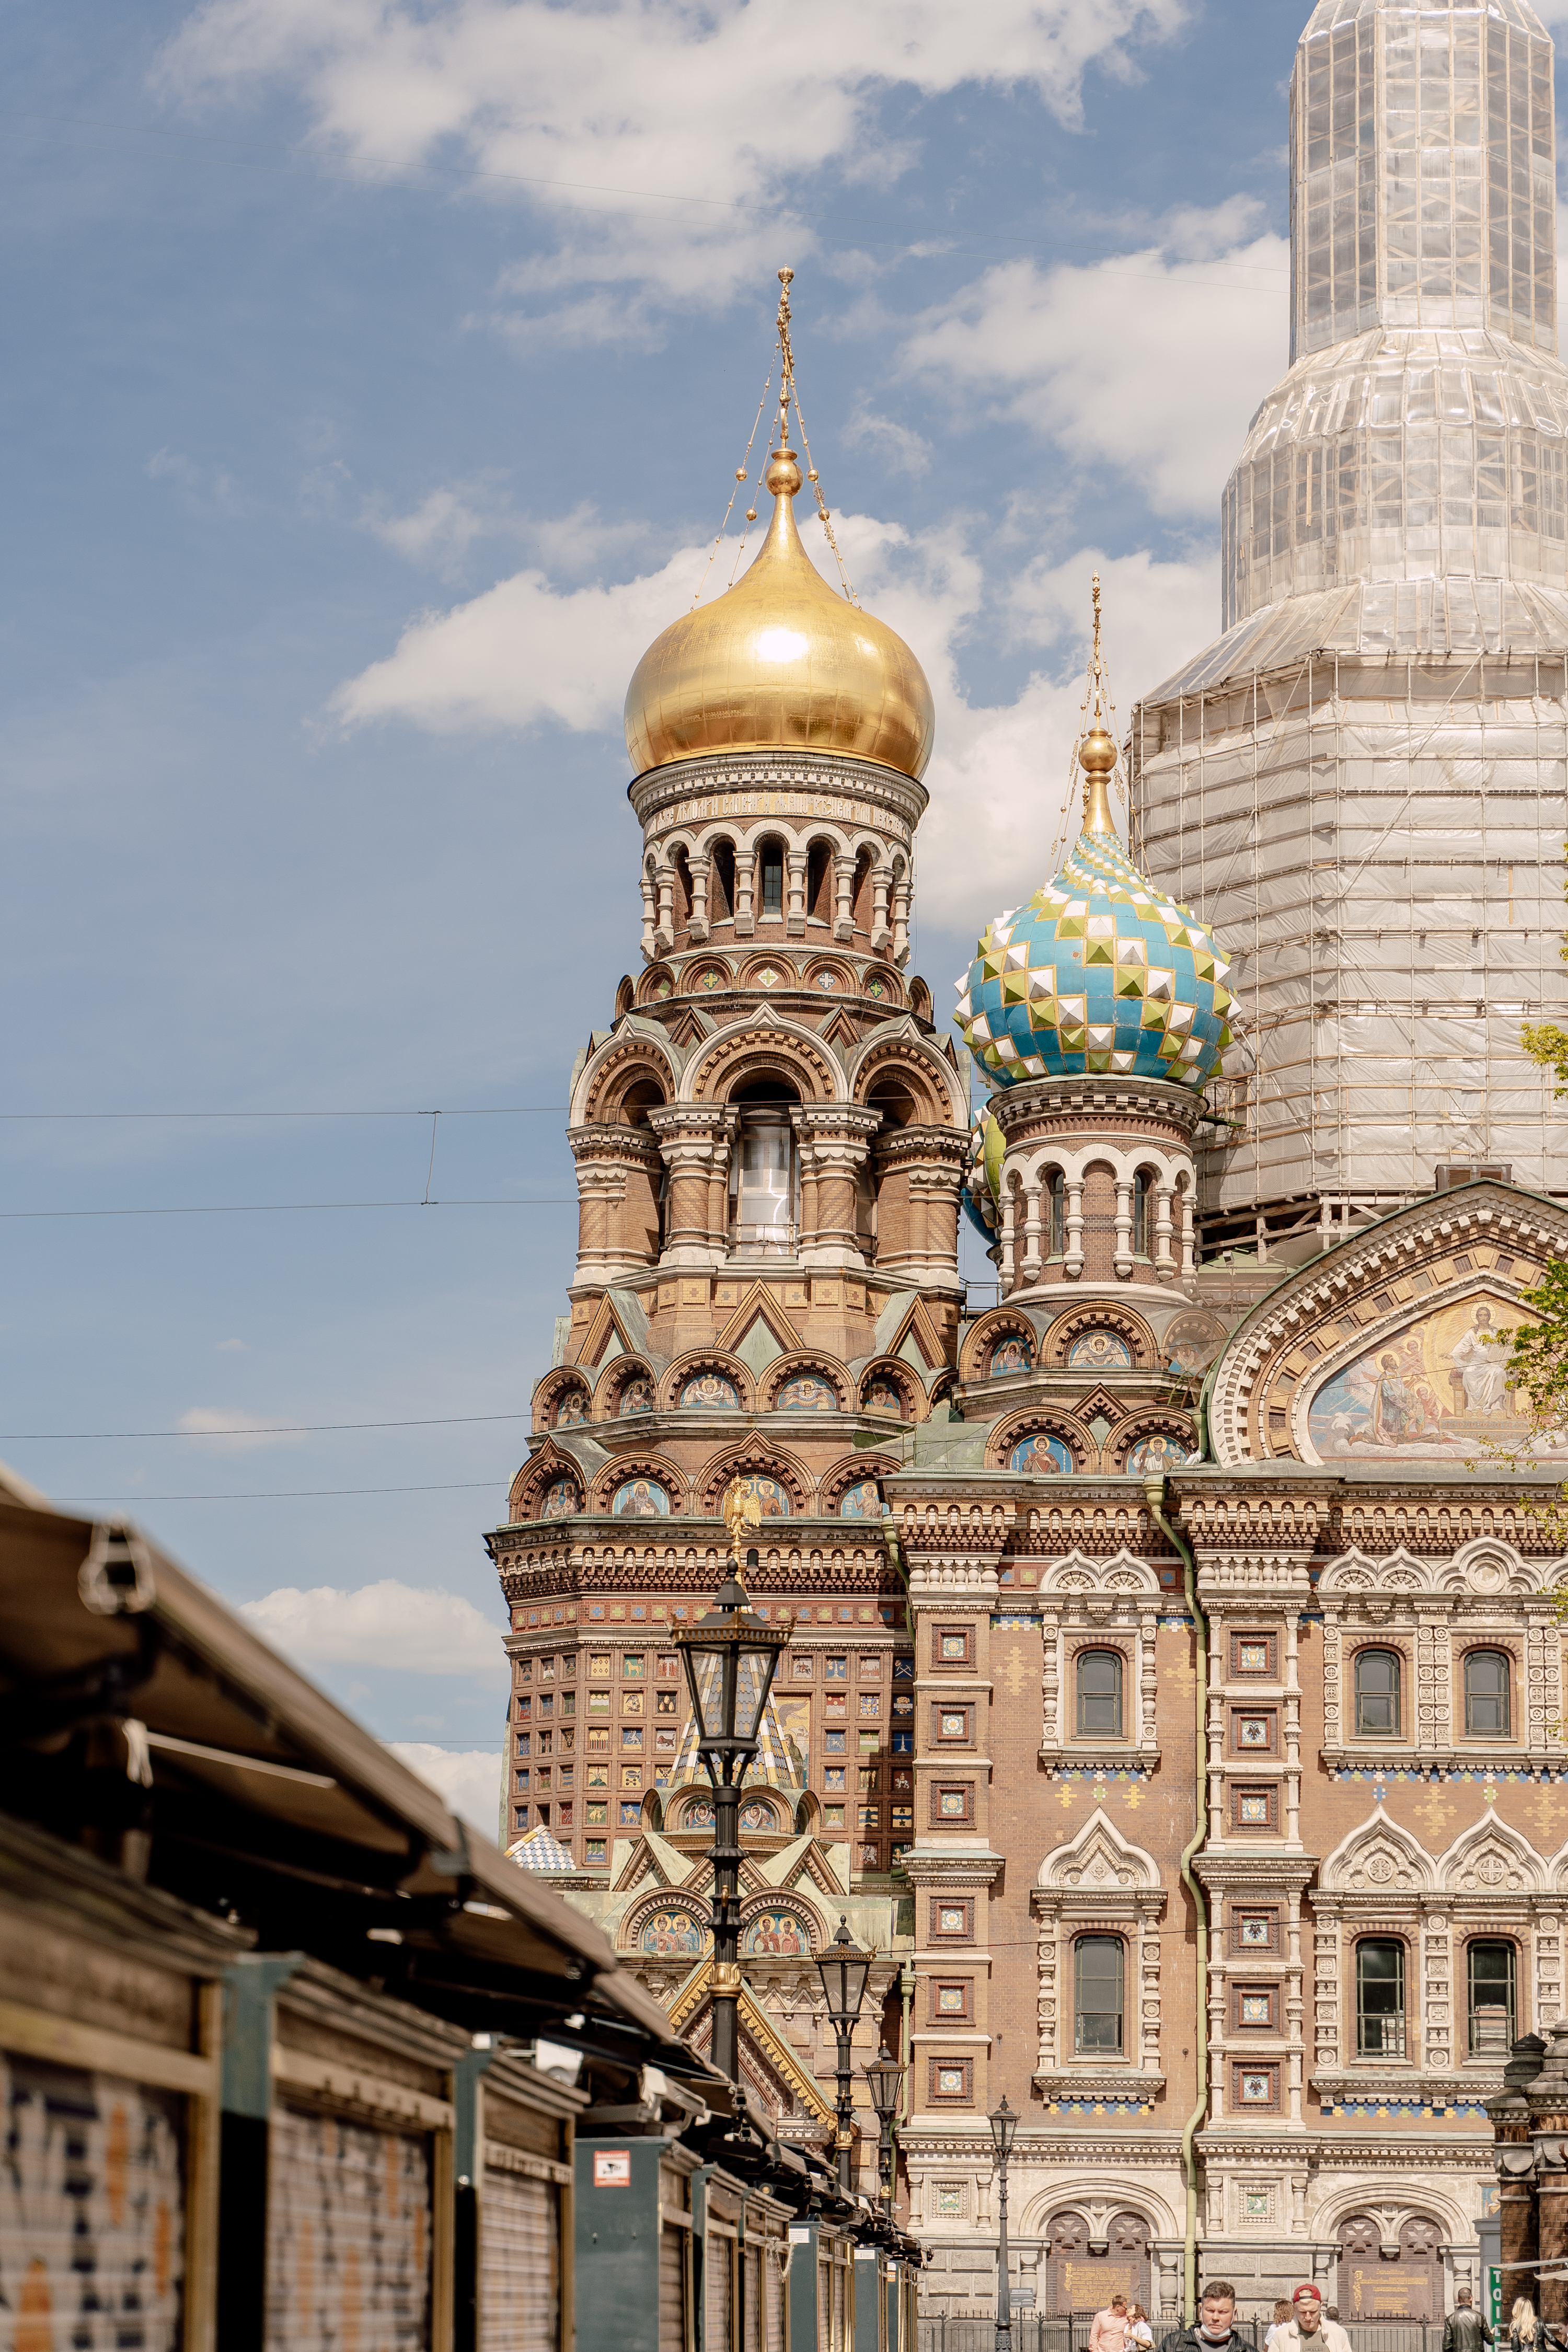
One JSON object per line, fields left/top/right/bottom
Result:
{"left": 1309, "top": 1807, "right": 1568, "bottom": 2106}
{"left": 1030, "top": 1807, "right": 1166, "bottom": 2103}
{"left": 1318, "top": 1540, "right": 1563, "bottom": 1773}
{"left": 1037, "top": 1549, "right": 1162, "bottom": 1772}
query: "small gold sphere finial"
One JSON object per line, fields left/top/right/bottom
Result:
{"left": 778, "top": 264, "right": 794, "bottom": 287}
{"left": 1076, "top": 572, "right": 1121, "bottom": 836}
{"left": 765, "top": 449, "right": 802, "bottom": 496}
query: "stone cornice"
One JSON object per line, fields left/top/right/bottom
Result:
{"left": 990, "top": 1074, "right": 1204, "bottom": 1140}
{"left": 901, "top": 1848, "right": 1004, "bottom": 1888}
{"left": 1033, "top": 2066, "right": 1168, "bottom": 2101}
{"left": 1311, "top": 2067, "right": 1505, "bottom": 2104}
{"left": 628, "top": 747, "right": 928, "bottom": 839}
{"left": 1193, "top": 1852, "right": 1320, "bottom": 1889}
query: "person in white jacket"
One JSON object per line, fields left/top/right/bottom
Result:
{"left": 1274, "top": 2284, "right": 1352, "bottom": 2352}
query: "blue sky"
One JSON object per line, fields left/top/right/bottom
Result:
{"left": 7, "top": 0, "right": 1564, "bottom": 1829}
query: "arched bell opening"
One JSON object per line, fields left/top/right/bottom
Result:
{"left": 729, "top": 1079, "right": 801, "bottom": 1258}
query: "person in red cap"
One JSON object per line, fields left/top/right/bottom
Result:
{"left": 1274, "top": 2285, "right": 1350, "bottom": 2352}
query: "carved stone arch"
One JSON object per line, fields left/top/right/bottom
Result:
{"left": 1318, "top": 1808, "right": 1436, "bottom": 1894}
{"left": 850, "top": 1025, "right": 967, "bottom": 1125}
{"left": 1037, "top": 1548, "right": 1162, "bottom": 1600}
{"left": 637, "top": 964, "right": 678, "bottom": 1008}
{"left": 986, "top": 1409, "right": 1090, "bottom": 1476}
{"left": 586, "top": 1452, "right": 689, "bottom": 1517}
{"left": 592, "top": 1354, "right": 659, "bottom": 1421}
{"left": 857, "top": 1357, "right": 918, "bottom": 1423}
{"left": 760, "top": 1353, "right": 850, "bottom": 1414}
{"left": 683, "top": 1018, "right": 845, "bottom": 1105}
{"left": 1319, "top": 1545, "right": 1434, "bottom": 1597}
{"left": 510, "top": 1442, "right": 584, "bottom": 1525}
{"left": 1102, "top": 1414, "right": 1197, "bottom": 1473}
{"left": 660, "top": 1351, "right": 753, "bottom": 1412}
{"left": 532, "top": 1365, "right": 593, "bottom": 1434}
{"left": 1024, "top": 2182, "right": 1179, "bottom": 2251}
{"left": 820, "top": 1454, "right": 901, "bottom": 1516}
{"left": 1043, "top": 1304, "right": 1158, "bottom": 1371}
{"left": 959, "top": 1305, "right": 1041, "bottom": 1383}
{"left": 615, "top": 975, "right": 635, "bottom": 1019}
{"left": 694, "top": 1444, "right": 812, "bottom": 1518}
{"left": 1037, "top": 1805, "right": 1162, "bottom": 1892}
{"left": 621, "top": 1891, "right": 710, "bottom": 1957}
{"left": 579, "top": 1032, "right": 679, "bottom": 1125}
{"left": 1312, "top": 2176, "right": 1472, "bottom": 2252}
{"left": 738, "top": 1893, "right": 824, "bottom": 1957}
{"left": 1438, "top": 1813, "right": 1546, "bottom": 1894}
{"left": 1443, "top": 1535, "right": 1538, "bottom": 1596}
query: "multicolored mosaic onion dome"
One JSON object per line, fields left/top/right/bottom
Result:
{"left": 960, "top": 1110, "right": 1004, "bottom": 1246}
{"left": 955, "top": 592, "right": 1232, "bottom": 1090}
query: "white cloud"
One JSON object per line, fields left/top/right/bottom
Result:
{"left": 146, "top": 447, "right": 248, "bottom": 517}
{"left": 845, "top": 405, "right": 933, "bottom": 478}
{"left": 900, "top": 202, "right": 1288, "bottom": 516}
{"left": 331, "top": 539, "right": 709, "bottom": 733}
{"left": 914, "top": 543, "right": 1220, "bottom": 929}
{"left": 156, "top": 0, "right": 1193, "bottom": 333}
{"left": 363, "top": 483, "right": 497, "bottom": 569}
{"left": 388, "top": 1742, "right": 503, "bottom": 1836}
{"left": 240, "top": 1578, "right": 510, "bottom": 1676}
{"left": 215, "top": 1337, "right": 247, "bottom": 1352}
{"left": 177, "top": 1404, "right": 302, "bottom": 1452}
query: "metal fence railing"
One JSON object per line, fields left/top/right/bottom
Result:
{"left": 919, "top": 2321, "right": 1449, "bottom": 2352}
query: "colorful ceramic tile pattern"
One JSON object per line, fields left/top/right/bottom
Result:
{"left": 955, "top": 819, "right": 1231, "bottom": 1087}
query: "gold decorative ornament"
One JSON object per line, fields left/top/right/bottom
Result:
{"left": 624, "top": 269, "right": 935, "bottom": 781}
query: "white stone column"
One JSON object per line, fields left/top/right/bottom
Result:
{"left": 654, "top": 863, "right": 675, "bottom": 953}
{"left": 1155, "top": 1184, "right": 1175, "bottom": 1277}
{"left": 892, "top": 878, "right": 911, "bottom": 963}
{"left": 1114, "top": 1178, "right": 1133, "bottom": 1276}
{"left": 1064, "top": 1180, "right": 1085, "bottom": 1278}
{"left": 735, "top": 848, "right": 757, "bottom": 936}
{"left": 834, "top": 854, "right": 856, "bottom": 941}
{"left": 688, "top": 854, "right": 710, "bottom": 942}
{"left": 999, "top": 1178, "right": 1018, "bottom": 1295}
{"left": 1020, "top": 1179, "right": 1042, "bottom": 1286}
{"left": 1179, "top": 1188, "right": 1195, "bottom": 1277}
{"left": 871, "top": 868, "right": 891, "bottom": 952}
{"left": 786, "top": 849, "right": 807, "bottom": 936}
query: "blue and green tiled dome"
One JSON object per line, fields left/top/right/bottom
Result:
{"left": 960, "top": 1109, "right": 1004, "bottom": 1245}
{"left": 955, "top": 722, "right": 1232, "bottom": 1090}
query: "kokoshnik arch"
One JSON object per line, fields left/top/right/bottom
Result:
{"left": 485, "top": 8, "right": 1568, "bottom": 2313}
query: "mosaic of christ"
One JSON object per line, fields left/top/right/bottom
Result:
{"left": 1305, "top": 1293, "right": 1555, "bottom": 1460}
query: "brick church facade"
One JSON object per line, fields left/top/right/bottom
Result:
{"left": 487, "top": 0, "right": 1568, "bottom": 2319}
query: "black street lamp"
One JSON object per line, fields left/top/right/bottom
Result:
{"left": 863, "top": 2043, "right": 906, "bottom": 2212}
{"left": 815, "top": 1916, "right": 873, "bottom": 2192}
{"left": 671, "top": 1496, "right": 789, "bottom": 2084}
{"left": 988, "top": 2094, "right": 1018, "bottom": 2352}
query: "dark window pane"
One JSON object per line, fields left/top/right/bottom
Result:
{"left": 1355, "top": 1648, "right": 1400, "bottom": 1735}
{"left": 1356, "top": 1938, "right": 1406, "bottom": 2056}
{"left": 1465, "top": 1651, "right": 1511, "bottom": 1734}
{"left": 1075, "top": 1935, "right": 1124, "bottom": 2054}
{"left": 1077, "top": 1650, "right": 1123, "bottom": 1736}
{"left": 1469, "top": 1941, "right": 1516, "bottom": 2053}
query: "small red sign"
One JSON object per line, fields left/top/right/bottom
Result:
{"left": 593, "top": 2150, "right": 631, "bottom": 2188}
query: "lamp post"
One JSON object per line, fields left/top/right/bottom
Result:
{"left": 988, "top": 2094, "right": 1017, "bottom": 2352}
{"left": 671, "top": 1486, "right": 789, "bottom": 2083}
{"left": 863, "top": 2043, "right": 906, "bottom": 2213}
{"left": 815, "top": 1916, "right": 873, "bottom": 2192}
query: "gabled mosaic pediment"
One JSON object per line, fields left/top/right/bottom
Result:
{"left": 1205, "top": 1182, "right": 1568, "bottom": 1467}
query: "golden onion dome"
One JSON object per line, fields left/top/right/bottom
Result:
{"left": 623, "top": 445, "right": 935, "bottom": 782}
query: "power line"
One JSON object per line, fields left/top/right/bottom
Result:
{"left": 53, "top": 1479, "right": 510, "bottom": 1502}
{"left": 0, "top": 1197, "right": 574, "bottom": 1219}
{"left": 2, "top": 1410, "right": 536, "bottom": 1440}
{"left": 0, "top": 1106, "right": 566, "bottom": 1121}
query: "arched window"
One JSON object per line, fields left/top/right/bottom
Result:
{"left": 730, "top": 1094, "right": 798, "bottom": 1254}
{"left": 1468, "top": 1940, "right": 1517, "bottom": 2053}
{"left": 1076, "top": 1650, "right": 1123, "bottom": 1737}
{"left": 806, "top": 841, "right": 833, "bottom": 923}
{"left": 1354, "top": 1648, "right": 1401, "bottom": 1737}
{"left": 759, "top": 838, "right": 785, "bottom": 917}
{"left": 1355, "top": 1938, "right": 1406, "bottom": 2056}
{"left": 1074, "top": 1935, "right": 1124, "bottom": 2054}
{"left": 1046, "top": 1169, "right": 1065, "bottom": 1256}
{"left": 711, "top": 841, "right": 735, "bottom": 923}
{"left": 1132, "top": 1171, "right": 1149, "bottom": 1258}
{"left": 1465, "top": 1650, "right": 1511, "bottom": 1735}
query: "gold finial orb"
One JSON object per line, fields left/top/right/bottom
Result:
{"left": 765, "top": 448, "right": 802, "bottom": 496}
{"left": 1079, "top": 725, "right": 1116, "bottom": 775}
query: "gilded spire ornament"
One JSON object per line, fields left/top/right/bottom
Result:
{"left": 622, "top": 268, "right": 935, "bottom": 780}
